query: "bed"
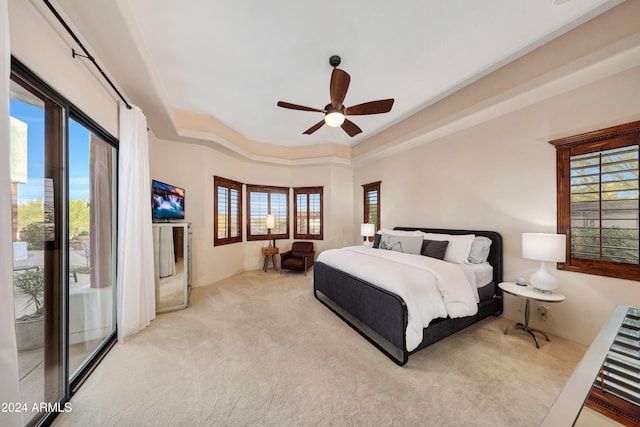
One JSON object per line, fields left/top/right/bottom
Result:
{"left": 313, "top": 227, "right": 503, "bottom": 366}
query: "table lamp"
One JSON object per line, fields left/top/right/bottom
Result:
{"left": 522, "top": 232, "right": 566, "bottom": 293}
{"left": 266, "top": 214, "right": 275, "bottom": 248}
{"left": 361, "top": 223, "right": 375, "bottom": 246}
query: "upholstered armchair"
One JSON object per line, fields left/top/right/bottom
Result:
{"left": 280, "top": 241, "right": 315, "bottom": 276}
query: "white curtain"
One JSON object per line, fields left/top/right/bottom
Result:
{"left": 0, "top": 0, "right": 24, "bottom": 425}
{"left": 117, "top": 104, "right": 155, "bottom": 342}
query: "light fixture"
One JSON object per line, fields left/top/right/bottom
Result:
{"left": 522, "top": 233, "right": 566, "bottom": 293}
{"left": 324, "top": 112, "right": 345, "bottom": 127}
{"left": 324, "top": 104, "right": 345, "bottom": 128}
{"left": 361, "top": 223, "right": 375, "bottom": 246}
{"left": 266, "top": 214, "right": 276, "bottom": 248}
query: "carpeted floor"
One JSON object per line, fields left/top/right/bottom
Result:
{"left": 52, "top": 269, "right": 586, "bottom": 426}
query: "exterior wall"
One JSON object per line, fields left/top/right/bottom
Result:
{"left": 352, "top": 65, "right": 640, "bottom": 346}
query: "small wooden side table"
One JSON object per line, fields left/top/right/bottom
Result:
{"left": 262, "top": 247, "right": 279, "bottom": 272}
{"left": 499, "top": 281, "right": 565, "bottom": 348}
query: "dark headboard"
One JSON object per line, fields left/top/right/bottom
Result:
{"left": 393, "top": 227, "right": 503, "bottom": 288}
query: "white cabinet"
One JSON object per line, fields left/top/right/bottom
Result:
{"left": 152, "top": 223, "right": 191, "bottom": 313}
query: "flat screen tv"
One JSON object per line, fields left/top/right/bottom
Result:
{"left": 152, "top": 179, "right": 185, "bottom": 221}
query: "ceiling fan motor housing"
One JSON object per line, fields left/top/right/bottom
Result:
{"left": 324, "top": 103, "right": 344, "bottom": 114}
{"left": 329, "top": 55, "right": 341, "bottom": 67}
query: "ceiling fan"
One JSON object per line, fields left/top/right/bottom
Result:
{"left": 277, "top": 55, "right": 394, "bottom": 137}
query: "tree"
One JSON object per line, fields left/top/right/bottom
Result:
{"left": 17, "top": 199, "right": 44, "bottom": 231}
{"left": 69, "top": 199, "right": 90, "bottom": 239}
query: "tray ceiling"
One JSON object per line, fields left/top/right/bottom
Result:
{"left": 55, "top": 0, "right": 625, "bottom": 160}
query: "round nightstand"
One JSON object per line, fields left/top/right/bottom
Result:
{"left": 499, "top": 281, "right": 565, "bottom": 348}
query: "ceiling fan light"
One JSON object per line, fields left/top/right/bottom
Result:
{"left": 325, "top": 112, "right": 345, "bottom": 127}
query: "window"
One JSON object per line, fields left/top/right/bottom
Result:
{"left": 246, "top": 185, "right": 289, "bottom": 241}
{"left": 363, "top": 181, "right": 381, "bottom": 235}
{"left": 551, "top": 121, "right": 640, "bottom": 281}
{"left": 214, "top": 176, "right": 243, "bottom": 245}
{"left": 294, "top": 187, "right": 323, "bottom": 240}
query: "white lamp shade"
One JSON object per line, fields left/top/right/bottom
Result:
{"left": 522, "top": 233, "right": 566, "bottom": 263}
{"left": 360, "top": 223, "right": 375, "bottom": 237}
{"left": 265, "top": 214, "right": 275, "bottom": 229}
{"left": 325, "top": 112, "right": 345, "bottom": 127}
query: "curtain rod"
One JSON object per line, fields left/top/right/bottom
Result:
{"left": 42, "top": 0, "right": 132, "bottom": 110}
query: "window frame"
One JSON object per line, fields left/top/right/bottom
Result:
{"left": 293, "top": 186, "right": 323, "bottom": 240}
{"left": 246, "top": 184, "right": 290, "bottom": 241}
{"left": 214, "top": 176, "right": 243, "bottom": 246}
{"left": 362, "top": 181, "right": 381, "bottom": 238}
{"left": 551, "top": 120, "right": 640, "bottom": 281}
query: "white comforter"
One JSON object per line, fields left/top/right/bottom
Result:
{"left": 316, "top": 246, "right": 479, "bottom": 351}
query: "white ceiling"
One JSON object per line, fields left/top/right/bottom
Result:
{"left": 56, "top": 0, "right": 623, "bottom": 150}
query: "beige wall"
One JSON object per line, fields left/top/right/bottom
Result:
{"left": 149, "top": 134, "right": 355, "bottom": 287}
{"left": 9, "top": 0, "right": 119, "bottom": 135}
{"left": 353, "top": 65, "right": 640, "bottom": 346}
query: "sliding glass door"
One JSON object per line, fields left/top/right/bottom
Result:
{"left": 9, "top": 60, "right": 117, "bottom": 426}
{"left": 67, "top": 117, "right": 116, "bottom": 381}
{"left": 10, "top": 76, "right": 64, "bottom": 426}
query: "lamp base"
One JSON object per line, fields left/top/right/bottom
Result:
{"left": 529, "top": 261, "right": 558, "bottom": 293}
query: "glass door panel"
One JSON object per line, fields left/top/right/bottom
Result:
{"left": 67, "top": 117, "right": 117, "bottom": 379}
{"left": 10, "top": 78, "right": 63, "bottom": 426}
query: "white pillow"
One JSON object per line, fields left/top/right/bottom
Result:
{"left": 468, "top": 236, "right": 492, "bottom": 264}
{"left": 377, "top": 228, "right": 423, "bottom": 237}
{"left": 378, "top": 233, "right": 423, "bottom": 255}
{"left": 421, "top": 233, "right": 475, "bottom": 264}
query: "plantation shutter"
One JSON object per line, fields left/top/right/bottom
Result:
{"left": 363, "top": 181, "right": 381, "bottom": 233}
{"left": 570, "top": 145, "right": 639, "bottom": 264}
{"left": 249, "top": 190, "right": 269, "bottom": 236}
{"left": 587, "top": 307, "right": 640, "bottom": 425}
{"left": 246, "top": 185, "right": 289, "bottom": 241}
{"left": 214, "top": 176, "right": 243, "bottom": 245}
{"left": 229, "top": 187, "right": 240, "bottom": 238}
{"left": 270, "top": 192, "right": 287, "bottom": 235}
{"left": 294, "top": 187, "right": 323, "bottom": 240}
{"left": 217, "top": 186, "right": 229, "bottom": 238}
{"left": 551, "top": 121, "right": 640, "bottom": 281}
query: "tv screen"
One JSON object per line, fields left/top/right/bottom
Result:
{"left": 152, "top": 180, "right": 185, "bottom": 221}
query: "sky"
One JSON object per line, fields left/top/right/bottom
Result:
{"left": 10, "top": 98, "right": 91, "bottom": 203}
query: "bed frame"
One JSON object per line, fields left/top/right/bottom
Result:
{"left": 313, "top": 227, "right": 503, "bottom": 366}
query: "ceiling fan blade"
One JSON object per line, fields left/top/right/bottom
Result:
{"left": 344, "top": 99, "right": 394, "bottom": 116}
{"left": 341, "top": 119, "right": 362, "bottom": 137}
{"left": 303, "top": 120, "right": 326, "bottom": 135}
{"left": 330, "top": 68, "right": 350, "bottom": 109}
{"left": 277, "top": 101, "right": 325, "bottom": 113}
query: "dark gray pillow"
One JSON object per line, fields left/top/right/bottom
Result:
{"left": 372, "top": 233, "right": 381, "bottom": 248}
{"left": 421, "top": 239, "right": 449, "bottom": 260}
